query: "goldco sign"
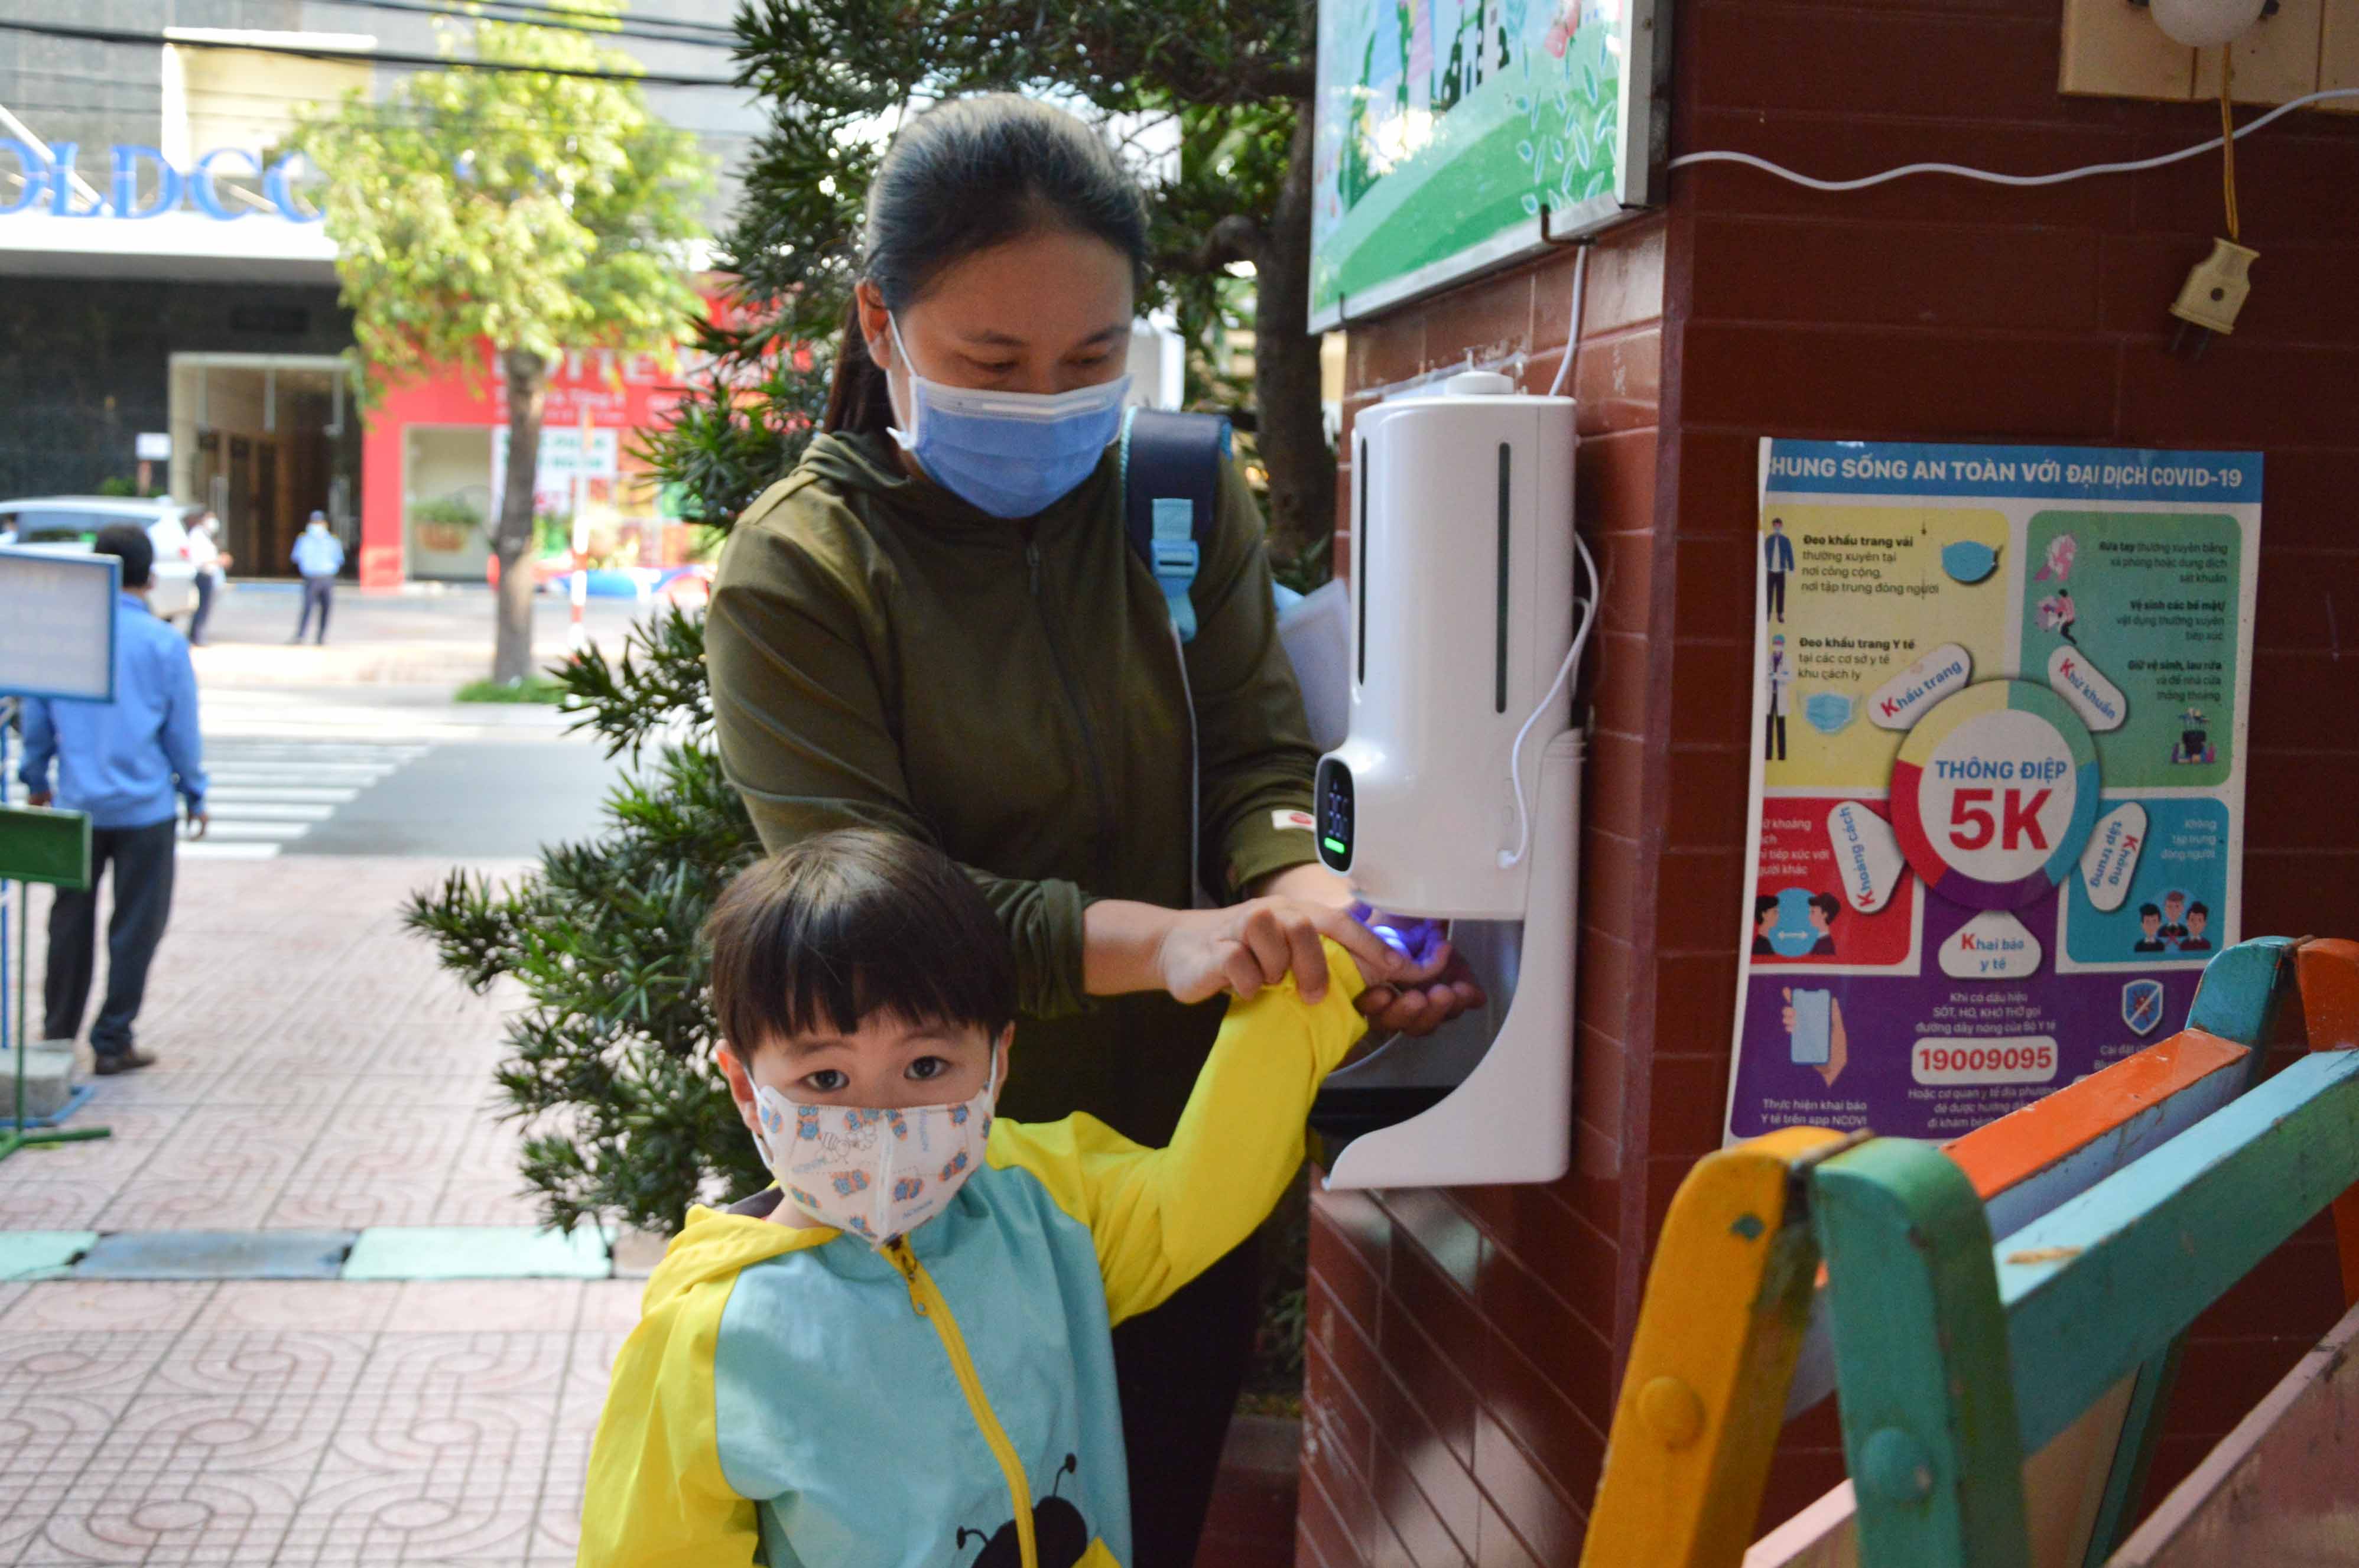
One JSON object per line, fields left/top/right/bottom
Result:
{"left": 0, "top": 142, "right": 321, "bottom": 222}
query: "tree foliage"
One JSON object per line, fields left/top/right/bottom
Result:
{"left": 290, "top": 2, "right": 710, "bottom": 679}
{"left": 659, "top": 0, "right": 1334, "bottom": 570}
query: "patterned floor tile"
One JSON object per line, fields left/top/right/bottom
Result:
{"left": 423, "top": 1185, "right": 548, "bottom": 1229}
{"left": 0, "top": 1179, "right": 118, "bottom": 1234}
{"left": 204, "top": 1282, "right": 407, "bottom": 1335}
{"left": 576, "top": 1281, "right": 645, "bottom": 1336}
{"left": 278, "top": 1471, "right": 540, "bottom": 1565}
{"left": 263, "top": 1178, "right": 451, "bottom": 1232}
{"left": 30, "top": 1469, "right": 306, "bottom": 1564}
{"left": 3, "top": 1282, "right": 220, "bottom": 1334}
{"left": 92, "top": 1185, "right": 287, "bottom": 1234}
{"left": 381, "top": 1281, "right": 585, "bottom": 1336}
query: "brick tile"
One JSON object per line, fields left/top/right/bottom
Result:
{"left": 1305, "top": 1335, "right": 1379, "bottom": 1504}
{"left": 2249, "top": 652, "right": 2359, "bottom": 763}
{"left": 1578, "top": 931, "right": 1639, "bottom": 1054}
{"left": 1561, "top": 220, "right": 1668, "bottom": 343}
{"left": 1371, "top": 1429, "right": 1474, "bottom": 1568}
{"left": 1377, "top": 1345, "right": 1481, "bottom": 1540}
{"left": 1670, "top": 113, "right": 2141, "bottom": 233}
{"left": 1571, "top": 325, "right": 1663, "bottom": 435}
{"left": 1385, "top": 1189, "right": 1489, "bottom": 1296}
{"left": 1664, "top": 741, "right": 1752, "bottom": 854}
{"left": 1653, "top": 848, "right": 1747, "bottom": 952}
{"left": 1382, "top": 1264, "right": 1483, "bottom": 1433}
{"left": 1593, "top": 519, "right": 1659, "bottom": 637}
{"left": 1585, "top": 727, "right": 1648, "bottom": 845}
{"left": 1655, "top": 951, "right": 1741, "bottom": 1049}
{"left": 1421, "top": 269, "right": 1537, "bottom": 366}
{"left": 1577, "top": 1027, "right": 1629, "bottom": 1141}
{"left": 1669, "top": 532, "right": 1757, "bottom": 647}
{"left": 1299, "top": 1464, "right": 1370, "bottom": 1568}
{"left": 1311, "top": 1199, "right": 1389, "bottom": 1323}
{"left": 1665, "top": 635, "right": 1754, "bottom": 749}
{"left": 2247, "top": 851, "right": 2359, "bottom": 935}
{"left": 1692, "top": 217, "right": 2103, "bottom": 333}
{"left": 1559, "top": 1124, "right": 1626, "bottom": 1245}
{"left": 1678, "top": 324, "right": 2121, "bottom": 440}
{"left": 2130, "top": 128, "right": 2359, "bottom": 243}
{"left": 2250, "top": 552, "right": 2359, "bottom": 656}
{"left": 2117, "top": 340, "right": 2359, "bottom": 448}
{"left": 1580, "top": 830, "right": 1644, "bottom": 945}
{"left": 1347, "top": 315, "right": 1428, "bottom": 396}
{"left": 1574, "top": 429, "right": 1661, "bottom": 539}
{"left": 2246, "top": 448, "right": 2359, "bottom": 552}
{"left": 1585, "top": 629, "right": 1655, "bottom": 734}
{"left": 1314, "top": 1186, "right": 1396, "bottom": 1287}
{"left": 1311, "top": 1270, "right": 1386, "bottom": 1409}
{"left": 2100, "top": 236, "right": 2359, "bottom": 344}
{"left": 1471, "top": 1409, "right": 1590, "bottom": 1565}
{"left": 1647, "top": 1052, "right": 1734, "bottom": 1167}
{"left": 1477, "top": 1246, "right": 1615, "bottom": 1418}
{"left": 1691, "top": 8, "right": 2064, "bottom": 122}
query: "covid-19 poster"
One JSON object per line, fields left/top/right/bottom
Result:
{"left": 1724, "top": 440, "right": 2261, "bottom": 1143}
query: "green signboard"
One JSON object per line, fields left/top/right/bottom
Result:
{"left": 1309, "top": 0, "right": 1666, "bottom": 330}
{"left": 0, "top": 806, "right": 93, "bottom": 892}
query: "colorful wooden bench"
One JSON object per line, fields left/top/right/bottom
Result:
{"left": 1579, "top": 935, "right": 2359, "bottom": 1568}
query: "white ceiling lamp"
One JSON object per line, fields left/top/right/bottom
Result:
{"left": 2146, "top": 0, "right": 2267, "bottom": 48}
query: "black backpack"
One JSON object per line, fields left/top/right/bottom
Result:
{"left": 1118, "top": 407, "right": 1231, "bottom": 643}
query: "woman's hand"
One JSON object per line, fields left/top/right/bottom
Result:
{"left": 1245, "top": 863, "right": 1487, "bottom": 1035}
{"left": 1153, "top": 898, "right": 1406, "bottom": 1006}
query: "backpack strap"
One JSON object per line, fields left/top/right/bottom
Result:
{"left": 1119, "top": 407, "right": 1232, "bottom": 643}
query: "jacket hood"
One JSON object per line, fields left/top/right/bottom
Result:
{"left": 642, "top": 1198, "right": 834, "bottom": 1312}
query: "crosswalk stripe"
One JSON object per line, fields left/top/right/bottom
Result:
{"left": 205, "top": 802, "right": 338, "bottom": 822}
{"left": 199, "top": 819, "right": 316, "bottom": 842}
{"left": 180, "top": 840, "right": 282, "bottom": 861}
{"left": 206, "top": 786, "right": 363, "bottom": 804}
{"left": 206, "top": 766, "right": 405, "bottom": 784}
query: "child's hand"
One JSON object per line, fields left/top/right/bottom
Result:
{"left": 1154, "top": 897, "right": 1406, "bottom": 1006}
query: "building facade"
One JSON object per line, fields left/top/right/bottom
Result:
{"left": 0, "top": 0, "right": 762, "bottom": 585}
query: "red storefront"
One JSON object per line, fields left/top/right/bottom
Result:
{"left": 355, "top": 340, "right": 697, "bottom": 590}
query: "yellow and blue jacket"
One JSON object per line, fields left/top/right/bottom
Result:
{"left": 578, "top": 948, "right": 1367, "bottom": 1568}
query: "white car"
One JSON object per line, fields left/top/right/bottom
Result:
{"left": 0, "top": 497, "right": 202, "bottom": 623}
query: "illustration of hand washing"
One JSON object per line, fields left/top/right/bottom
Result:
{"left": 2034, "top": 532, "right": 2078, "bottom": 583}
{"left": 1781, "top": 987, "right": 1848, "bottom": 1088}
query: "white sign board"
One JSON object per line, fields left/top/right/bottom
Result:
{"left": 135, "top": 432, "right": 171, "bottom": 461}
{"left": 0, "top": 548, "right": 118, "bottom": 702}
{"left": 490, "top": 427, "right": 620, "bottom": 519}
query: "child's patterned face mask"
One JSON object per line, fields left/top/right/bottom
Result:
{"left": 750, "top": 1056, "right": 997, "bottom": 1248}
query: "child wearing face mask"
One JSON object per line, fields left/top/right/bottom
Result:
{"left": 577, "top": 828, "right": 1377, "bottom": 1568}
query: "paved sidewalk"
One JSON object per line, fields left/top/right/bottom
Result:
{"left": 2, "top": 857, "right": 625, "bottom": 1566}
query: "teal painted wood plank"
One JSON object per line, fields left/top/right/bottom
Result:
{"left": 2183, "top": 937, "right": 2295, "bottom": 1050}
{"left": 1997, "top": 1049, "right": 2359, "bottom": 1455}
{"left": 2078, "top": 1342, "right": 2184, "bottom": 1567}
{"left": 0, "top": 1229, "right": 98, "bottom": 1281}
{"left": 1812, "top": 1140, "right": 2031, "bottom": 1568}
{"left": 342, "top": 1224, "right": 610, "bottom": 1280}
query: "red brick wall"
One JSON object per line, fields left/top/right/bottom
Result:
{"left": 1301, "top": 0, "right": 2359, "bottom": 1559}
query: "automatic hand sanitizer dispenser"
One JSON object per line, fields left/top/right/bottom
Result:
{"left": 1311, "top": 370, "right": 1585, "bottom": 1190}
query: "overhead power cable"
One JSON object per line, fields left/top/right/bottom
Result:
{"left": 0, "top": 19, "right": 746, "bottom": 90}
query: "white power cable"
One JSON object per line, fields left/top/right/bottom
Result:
{"left": 1499, "top": 235, "right": 1599, "bottom": 871}
{"left": 1501, "top": 532, "right": 1597, "bottom": 870}
{"left": 1668, "top": 85, "right": 2359, "bottom": 193}
{"left": 1546, "top": 240, "right": 1588, "bottom": 397}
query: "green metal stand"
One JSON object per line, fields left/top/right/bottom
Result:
{"left": 0, "top": 713, "right": 111, "bottom": 1164}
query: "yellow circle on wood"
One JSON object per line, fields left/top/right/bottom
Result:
{"left": 1637, "top": 1376, "right": 1706, "bottom": 1449}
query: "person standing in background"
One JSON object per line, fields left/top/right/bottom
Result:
{"left": 290, "top": 510, "right": 343, "bottom": 644}
{"left": 183, "top": 510, "right": 231, "bottom": 646}
{"left": 19, "top": 524, "right": 209, "bottom": 1076}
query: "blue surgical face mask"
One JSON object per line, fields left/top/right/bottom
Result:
{"left": 888, "top": 314, "right": 1132, "bottom": 519}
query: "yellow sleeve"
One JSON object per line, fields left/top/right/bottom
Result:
{"left": 576, "top": 1281, "right": 762, "bottom": 1568}
{"left": 992, "top": 939, "right": 1369, "bottom": 1326}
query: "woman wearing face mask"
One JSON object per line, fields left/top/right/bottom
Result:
{"left": 706, "top": 94, "right": 1479, "bottom": 1564}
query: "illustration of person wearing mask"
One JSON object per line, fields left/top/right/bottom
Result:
{"left": 1763, "top": 516, "right": 1795, "bottom": 624}
{"left": 1765, "top": 634, "right": 1793, "bottom": 762}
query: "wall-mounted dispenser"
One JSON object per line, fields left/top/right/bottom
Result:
{"left": 1308, "top": 370, "right": 1587, "bottom": 1190}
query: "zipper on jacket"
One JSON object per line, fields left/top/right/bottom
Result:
{"left": 1023, "top": 532, "right": 1118, "bottom": 893}
{"left": 888, "top": 1238, "right": 1041, "bottom": 1568}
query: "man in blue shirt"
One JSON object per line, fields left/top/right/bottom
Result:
{"left": 290, "top": 509, "right": 345, "bottom": 644}
{"left": 20, "top": 525, "right": 209, "bottom": 1075}
{"left": 1763, "top": 515, "right": 1796, "bottom": 624}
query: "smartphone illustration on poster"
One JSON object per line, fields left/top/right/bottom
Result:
{"left": 1789, "top": 988, "right": 1833, "bottom": 1066}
